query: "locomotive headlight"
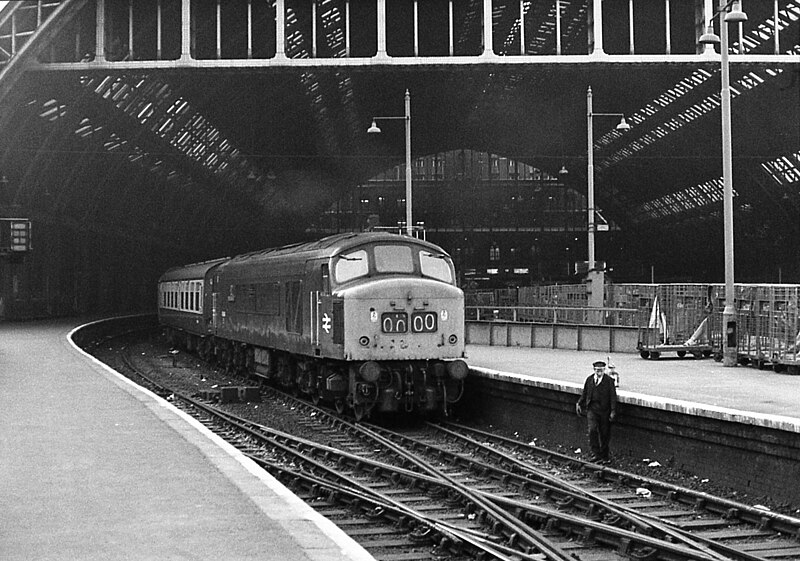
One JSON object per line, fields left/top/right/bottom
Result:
{"left": 359, "top": 361, "right": 381, "bottom": 383}
{"left": 440, "top": 309, "right": 449, "bottom": 321}
{"left": 448, "top": 334, "right": 458, "bottom": 345}
{"left": 359, "top": 336, "right": 370, "bottom": 347}
{"left": 446, "top": 359, "right": 469, "bottom": 381}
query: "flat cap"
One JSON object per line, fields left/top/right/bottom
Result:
{"left": 592, "top": 360, "right": 606, "bottom": 367}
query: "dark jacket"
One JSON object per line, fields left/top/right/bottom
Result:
{"left": 577, "top": 373, "right": 617, "bottom": 415}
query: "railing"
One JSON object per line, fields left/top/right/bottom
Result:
{"left": 466, "top": 306, "right": 639, "bottom": 327}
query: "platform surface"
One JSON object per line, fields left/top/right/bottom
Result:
{"left": 465, "top": 344, "right": 800, "bottom": 427}
{"left": 0, "top": 320, "right": 375, "bottom": 561}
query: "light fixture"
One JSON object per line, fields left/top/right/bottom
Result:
{"left": 724, "top": 1, "right": 747, "bottom": 23}
{"left": 698, "top": 0, "right": 747, "bottom": 367}
{"left": 558, "top": 165, "right": 569, "bottom": 176}
{"left": 585, "top": 86, "right": 631, "bottom": 308}
{"left": 367, "top": 90, "right": 413, "bottom": 236}
{"left": 699, "top": 25, "right": 721, "bottom": 45}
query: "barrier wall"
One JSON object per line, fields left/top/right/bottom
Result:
{"left": 466, "top": 321, "right": 640, "bottom": 353}
{"left": 458, "top": 367, "right": 800, "bottom": 506}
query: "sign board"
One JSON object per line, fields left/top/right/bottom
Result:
{"left": 0, "top": 219, "right": 32, "bottom": 253}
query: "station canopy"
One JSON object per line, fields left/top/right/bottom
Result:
{"left": 0, "top": 0, "right": 797, "bottom": 280}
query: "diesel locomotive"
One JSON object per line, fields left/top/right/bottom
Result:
{"left": 157, "top": 232, "right": 468, "bottom": 420}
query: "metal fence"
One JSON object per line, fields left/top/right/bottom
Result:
{"left": 465, "top": 283, "right": 800, "bottom": 368}
{"left": 466, "top": 305, "right": 639, "bottom": 327}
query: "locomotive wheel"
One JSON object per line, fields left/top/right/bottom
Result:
{"left": 677, "top": 350, "right": 687, "bottom": 358}
{"left": 640, "top": 351, "right": 650, "bottom": 359}
{"left": 334, "top": 399, "right": 345, "bottom": 415}
{"left": 650, "top": 352, "right": 661, "bottom": 360}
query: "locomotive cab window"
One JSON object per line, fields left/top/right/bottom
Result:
{"left": 375, "top": 245, "right": 414, "bottom": 274}
{"left": 420, "top": 251, "right": 454, "bottom": 284}
{"left": 334, "top": 249, "right": 368, "bottom": 283}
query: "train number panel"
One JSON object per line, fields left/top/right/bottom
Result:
{"left": 381, "top": 312, "right": 408, "bottom": 333}
{"left": 412, "top": 312, "right": 437, "bottom": 333}
{"left": 381, "top": 311, "right": 438, "bottom": 334}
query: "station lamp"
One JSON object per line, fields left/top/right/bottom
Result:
{"left": 368, "top": 90, "right": 413, "bottom": 236}
{"left": 699, "top": 0, "right": 747, "bottom": 367}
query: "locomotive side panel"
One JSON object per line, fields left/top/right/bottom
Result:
{"left": 212, "top": 255, "right": 348, "bottom": 359}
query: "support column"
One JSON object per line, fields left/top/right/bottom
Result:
{"left": 590, "top": 0, "right": 604, "bottom": 56}
{"left": 95, "top": 0, "right": 106, "bottom": 62}
{"left": 275, "top": 0, "right": 286, "bottom": 59}
{"left": 156, "top": 0, "right": 162, "bottom": 59}
{"left": 376, "top": 0, "right": 387, "bottom": 58}
{"left": 180, "top": 0, "right": 191, "bottom": 61}
{"left": 482, "top": 0, "right": 493, "bottom": 56}
{"left": 719, "top": 0, "right": 737, "bottom": 367}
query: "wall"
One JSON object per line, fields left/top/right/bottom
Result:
{"left": 466, "top": 321, "right": 641, "bottom": 353}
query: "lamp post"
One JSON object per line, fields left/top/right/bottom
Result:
{"left": 368, "top": 89, "right": 413, "bottom": 236}
{"left": 699, "top": 0, "right": 747, "bottom": 367}
{"left": 586, "top": 86, "right": 630, "bottom": 307}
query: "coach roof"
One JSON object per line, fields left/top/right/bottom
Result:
{"left": 159, "top": 257, "right": 229, "bottom": 282}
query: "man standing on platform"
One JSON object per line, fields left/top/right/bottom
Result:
{"left": 575, "top": 360, "right": 617, "bottom": 464}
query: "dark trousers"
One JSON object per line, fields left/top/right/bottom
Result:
{"left": 587, "top": 410, "right": 611, "bottom": 459}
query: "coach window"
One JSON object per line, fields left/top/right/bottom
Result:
{"left": 334, "top": 249, "right": 368, "bottom": 283}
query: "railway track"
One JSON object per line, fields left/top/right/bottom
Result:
{"left": 97, "top": 334, "right": 800, "bottom": 561}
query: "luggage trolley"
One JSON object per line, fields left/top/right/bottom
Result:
{"left": 636, "top": 284, "right": 717, "bottom": 360}
{"left": 736, "top": 284, "right": 800, "bottom": 373}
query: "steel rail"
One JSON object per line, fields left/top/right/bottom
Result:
{"left": 201, "top": 394, "right": 746, "bottom": 561}
{"left": 251, "top": 455, "right": 551, "bottom": 561}
{"left": 369, "top": 423, "right": 740, "bottom": 561}
{"left": 426, "top": 424, "right": 747, "bottom": 561}
{"left": 207, "top": 400, "right": 725, "bottom": 561}
{"left": 120, "top": 349, "right": 747, "bottom": 561}
{"left": 440, "top": 422, "right": 800, "bottom": 537}
{"left": 203, "top": 392, "right": 576, "bottom": 561}
{"left": 179, "top": 394, "right": 574, "bottom": 561}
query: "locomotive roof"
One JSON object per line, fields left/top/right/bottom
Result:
{"left": 160, "top": 233, "right": 451, "bottom": 281}
{"left": 226, "top": 232, "right": 449, "bottom": 264}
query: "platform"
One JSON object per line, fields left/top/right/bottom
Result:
{"left": 0, "top": 319, "right": 375, "bottom": 561}
{"left": 465, "top": 344, "right": 800, "bottom": 427}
